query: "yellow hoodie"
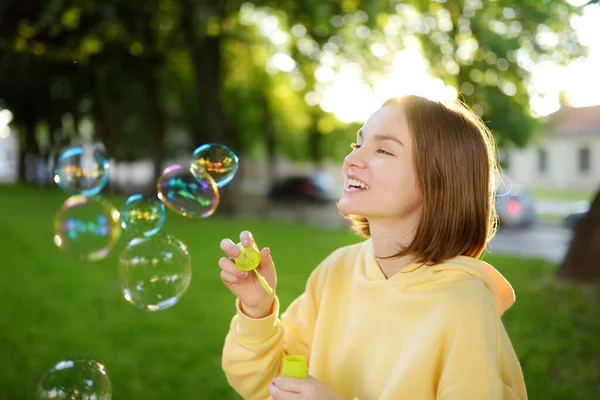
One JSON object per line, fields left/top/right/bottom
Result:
{"left": 222, "top": 239, "right": 527, "bottom": 399}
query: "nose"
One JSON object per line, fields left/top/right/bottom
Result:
{"left": 344, "top": 146, "right": 367, "bottom": 170}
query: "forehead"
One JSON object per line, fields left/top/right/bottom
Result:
{"left": 360, "top": 104, "right": 411, "bottom": 143}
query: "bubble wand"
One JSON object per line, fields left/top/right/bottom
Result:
{"left": 234, "top": 242, "right": 273, "bottom": 295}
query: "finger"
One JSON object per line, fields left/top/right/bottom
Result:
{"left": 272, "top": 376, "right": 305, "bottom": 393}
{"left": 239, "top": 230, "right": 255, "bottom": 248}
{"left": 218, "top": 257, "right": 248, "bottom": 279}
{"left": 268, "top": 381, "right": 302, "bottom": 400}
{"left": 257, "top": 247, "right": 274, "bottom": 272}
{"left": 220, "top": 270, "right": 243, "bottom": 285}
{"left": 220, "top": 238, "right": 240, "bottom": 258}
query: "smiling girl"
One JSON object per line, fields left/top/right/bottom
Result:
{"left": 217, "top": 95, "right": 527, "bottom": 400}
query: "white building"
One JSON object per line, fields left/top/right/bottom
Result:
{"left": 0, "top": 126, "right": 18, "bottom": 183}
{"left": 504, "top": 105, "right": 600, "bottom": 191}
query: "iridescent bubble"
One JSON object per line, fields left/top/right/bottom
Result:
{"left": 38, "top": 358, "right": 112, "bottom": 400}
{"left": 191, "top": 143, "right": 239, "bottom": 188}
{"left": 157, "top": 164, "right": 219, "bottom": 218}
{"left": 53, "top": 145, "right": 110, "bottom": 197}
{"left": 54, "top": 196, "right": 121, "bottom": 262}
{"left": 118, "top": 234, "right": 192, "bottom": 311}
{"left": 120, "top": 194, "right": 166, "bottom": 237}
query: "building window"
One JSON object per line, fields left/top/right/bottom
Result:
{"left": 538, "top": 149, "right": 547, "bottom": 174}
{"left": 578, "top": 147, "right": 590, "bottom": 173}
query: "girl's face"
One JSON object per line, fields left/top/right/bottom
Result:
{"left": 337, "top": 104, "right": 423, "bottom": 221}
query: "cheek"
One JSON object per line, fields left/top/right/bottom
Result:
{"left": 385, "top": 167, "right": 421, "bottom": 203}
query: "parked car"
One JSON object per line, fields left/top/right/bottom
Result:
{"left": 495, "top": 185, "right": 537, "bottom": 228}
{"left": 267, "top": 174, "right": 336, "bottom": 205}
{"left": 562, "top": 200, "right": 590, "bottom": 229}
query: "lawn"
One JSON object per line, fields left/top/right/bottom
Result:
{"left": 0, "top": 184, "right": 598, "bottom": 400}
{"left": 530, "top": 187, "right": 596, "bottom": 203}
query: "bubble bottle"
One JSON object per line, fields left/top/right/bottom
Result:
{"left": 282, "top": 355, "right": 308, "bottom": 379}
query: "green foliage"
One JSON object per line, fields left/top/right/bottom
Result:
{"left": 0, "top": 0, "right": 592, "bottom": 165}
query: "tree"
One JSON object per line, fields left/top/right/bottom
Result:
{"left": 557, "top": 190, "right": 600, "bottom": 284}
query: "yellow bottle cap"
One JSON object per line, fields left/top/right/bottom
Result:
{"left": 234, "top": 242, "right": 261, "bottom": 271}
{"left": 282, "top": 355, "right": 308, "bottom": 379}
{"left": 234, "top": 242, "right": 273, "bottom": 295}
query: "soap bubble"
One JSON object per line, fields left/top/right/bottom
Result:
{"left": 120, "top": 194, "right": 166, "bottom": 237}
{"left": 53, "top": 145, "right": 110, "bottom": 197}
{"left": 38, "top": 358, "right": 112, "bottom": 400}
{"left": 157, "top": 163, "right": 219, "bottom": 218}
{"left": 118, "top": 234, "right": 192, "bottom": 311}
{"left": 191, "top": 143, "right": 239, "bottom": 188}
{"left": 54, "top": 195, "right": 121, "bottom": 262}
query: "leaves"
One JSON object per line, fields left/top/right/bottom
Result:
{"left": 0, "top": 0, "right": 591, "bottom": 166}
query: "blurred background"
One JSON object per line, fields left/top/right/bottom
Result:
{"left": 0, "top": 0, "right": 599, "bottom": 399}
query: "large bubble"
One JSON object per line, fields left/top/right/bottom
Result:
{"left": 53, "top": 145, "right": 110, "bottom": 197}
{"left": 53, "top": 195, "right": 121, "bottom": 262}
{"left": 118, "top": 234, "right": 192, "bottom": 311}
{"left": 120, "top": 194, "right": 166, "bottom": 237}
{"left": 157, "top": 164, "right": 219, "bottom": 218}
{"left": 191, "top": 143, "right": 239, "bottom": 188}
{"left": 38, "top": 358, "right": 112, "bottom": 400}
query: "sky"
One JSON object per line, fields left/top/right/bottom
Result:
{"left": 313, "top": 2, "right": 600, "bottom": 123}
{"left": 530, "top": 2, "right": 600, "bottom": 116}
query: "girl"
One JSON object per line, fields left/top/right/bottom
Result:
{"left": 217, "top": 95, "right": 527, "bottom": 400}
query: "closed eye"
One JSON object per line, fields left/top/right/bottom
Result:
{"left": 351, "top": 142, "right": 393, "bottom": 156}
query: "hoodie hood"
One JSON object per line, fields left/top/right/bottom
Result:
{"left": 362, "top": 240, "right": 516, "bottom": 316}
{"left": 428, "top": 255, "right": 516, "bottom": 315}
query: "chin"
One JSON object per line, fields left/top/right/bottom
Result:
{"left": 337, "top": 196, "right": 367, "bottom": 216}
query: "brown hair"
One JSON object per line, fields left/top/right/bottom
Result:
{"left": 345, "top": 95, "right": 500, "bottom": 265}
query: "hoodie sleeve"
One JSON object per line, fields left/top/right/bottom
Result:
{"left": 437, "top": 281, "right": 527, "bottom": 400}
{"left": 221, "top": 264, "right": 326, "bottom": 400}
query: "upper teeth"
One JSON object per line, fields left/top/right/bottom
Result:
{"left": 348, "top": 178, "right": 369, "bottom": 189}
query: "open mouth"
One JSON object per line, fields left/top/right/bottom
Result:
{"left": 346, "top": 178, "right": 370, "bottom": 191}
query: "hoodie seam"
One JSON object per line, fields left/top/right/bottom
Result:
{"left": 483, "top": 287, "right": 502, "bottom": 366}
{"left": 445, "top": 278, "right": 503, "bottom": 365}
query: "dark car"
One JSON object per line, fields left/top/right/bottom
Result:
{"left": 495, "top": 186, "right": 537, "bottom": 228}
{"left": 267, "top": 175, "right": 336, "bottom": 205}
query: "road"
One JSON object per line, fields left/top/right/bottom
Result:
{"left": 244, "top": 201, "right": 573, "bottom": 263}
{"left": 489, "top": 224, "right": 572, "bottom": 263}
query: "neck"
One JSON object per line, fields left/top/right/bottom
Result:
{"left": 368, "top": 212, "right": 420, "bottom": 279}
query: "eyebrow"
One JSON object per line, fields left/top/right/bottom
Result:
{"left": 358, "top": 130, "right": 404, "bottom": 147}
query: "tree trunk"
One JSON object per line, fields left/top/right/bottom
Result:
{"left": 557, "top": 189, "right": 600, "bottom": 284}
{"left": 143, "top": 67, "right": 166, "bottom": 194}
{"left": 93, "top": 101, "right": 122, "bottom": 193}
{"left": 182, "top": 0, "right": 223, "bottom": 145}
{"left": 181, "top": 0, "right": 241, "bottom": 215}
{"left": 257, "top": 86, "right": 277, "bottom": 183}
{"left": 18, "top": 118, "right": 39, "bottom": 183}
{"left": 307, "top": 112, "right": 323, "bottom": 170}
{"left": 193, "top": 37, "right": 238, "bottom": 214}
{"left": 43, "top": 114, "right": 60, "bottom": 188}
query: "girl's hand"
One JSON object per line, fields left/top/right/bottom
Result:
{"left": 218, "top": 230, "right": 277, "bottom": 318}
{"left": 269, "top": 375, "right": 344, "bottom": 400}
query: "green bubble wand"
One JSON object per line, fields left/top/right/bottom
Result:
{"left": 234, "top": 242, "right": 273, "bottom": 295}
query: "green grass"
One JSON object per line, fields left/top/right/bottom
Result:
{"left": 1, "top": 184, "right": 599, "bottom": 399}
{"left": 531, "top": 188, "right": 595, "bottom": 203}
{"left": 538, "top": 213, "right": 564, "bottom": 225}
